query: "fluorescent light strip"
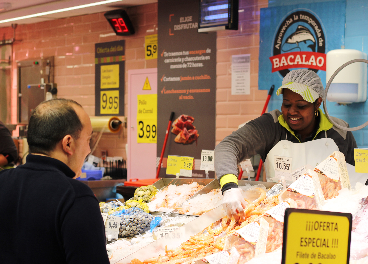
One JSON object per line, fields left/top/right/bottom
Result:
{"left": 0, "top": 0, "right": 122, "bottom": 24}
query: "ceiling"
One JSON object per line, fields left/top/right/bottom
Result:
{"left": 0, "top": 0, "right": 157, "bottom": 28}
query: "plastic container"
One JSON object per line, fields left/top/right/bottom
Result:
{"left": 77, "top": 170, "right": 103, "bottom": 181}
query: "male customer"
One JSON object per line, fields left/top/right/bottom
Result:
{"left": 0, "top": 99, "right": 110, "bottom": 264}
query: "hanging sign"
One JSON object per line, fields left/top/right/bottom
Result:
{"left": 282, "top": 208, "right": 352, "bottom": 264}
{"left": 137, "top": 94, "right": 157, "bottom": 143}
{"left": 95, "top": 40, "right": 125, "bottom": 116}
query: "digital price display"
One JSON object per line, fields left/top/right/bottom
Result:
{"left": 104, "top": 9, "right": 135, "bottom": 36}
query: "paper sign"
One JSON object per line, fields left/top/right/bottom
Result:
{"left": 316, "top": 156, "right": 339, "bottom": 181}
{"left": 236, "top": 222, "right": 260, "bottom": 243}
{"left": 204, "top": 251, "right": 230, "bottom": 264}
{"left": 200, "top": 150, "right": 215, "bottom": 171}
{"left": 354, "top": 148, "right": 368, "bottom": 173}
{"left": 282, "top": 208, "right": 352, "bottom": 264}
{"left": 145, "top": 34, "right": 158, "bottom": 60}
{"left": 105, "top": 216, "right": 121, "bottom": 240}
{"left": 287, "top": 174, "right": 315, "bottom": 197}
{"left": 291, "top": 166, "right": 308, "bottom": 182}
{"left": 274, "top": 156, "right": 293, "bottom": 182}
{"left": 137, "top": 94, "right": 157, "bottom": 143}
{"left": 154, "top": 226, "right": 184, "bottom": 240}
{"left": 266, "top": 202, "right": 290, "bottom": 223}
{"left": 166, "top": 155, "right": 193, "bottom": 176}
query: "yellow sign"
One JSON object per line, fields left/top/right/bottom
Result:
{"left": 101, "top": 64, "right": 119, "bottom": 88}
{"left": 143, "top": 77, "right": 151, "bottom": 90}
{"left": 283, "top": 209, "right": 351, "bottom": 264}
{"left": 137, "top": 94, "right": 157, "bottom": 143}
{"left": 100, "top": 90, "right": 119, "bottom": 114}
{"left": 166, "top": 155, "right": 194, "bottom": 176}
{"left": 354, "top": 148, "right": 368, "bottom": 173}
{"left": 145, "top": 34, "right": 158, "bottom": 60}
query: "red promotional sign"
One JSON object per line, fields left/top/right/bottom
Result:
{"left": 269, "top": 52, "right": 326, "bottom": 73}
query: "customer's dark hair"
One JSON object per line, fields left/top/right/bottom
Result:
{"left": 27, "top": 98, "right": 83, "bottom": 155}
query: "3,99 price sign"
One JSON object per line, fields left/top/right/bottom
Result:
{"left": 137, "top": 94, "right": 157, "bottom": 143}
{"left": 100, "top": 90, "right": 119, "bottom": 114}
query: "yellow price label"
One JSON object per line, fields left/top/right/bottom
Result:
{"left": 100, "top": 90, "right": 119, "bottom": 114}
{"left": 283, "top": 209, "right": 351, "bottom": 264}
{"left": 137, "top": 94, "right": 157, "bottom": 143}
{"left": 354, "top": 148, "right": 368, "bottom": 173}
{"left": 101, "top": 64, "right": 119, "bottom": 88}
{"left": 145, "top": 34, "right": 157, "bottom": 60}
{"left": 166, "top": 156, "right": 193, "bottom": 176}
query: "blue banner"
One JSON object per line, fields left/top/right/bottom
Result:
{"left": 259, "top": 1, "right": 346, "bottom": 111}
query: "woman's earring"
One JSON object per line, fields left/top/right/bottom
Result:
{"left": 315, "top": 110, "right": 319, "bottom": 117}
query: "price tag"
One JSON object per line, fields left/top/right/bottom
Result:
{"left": 204, "top": 251, "right": 230, "bottom": 264}
{"left": 100, "top": 90, "right": 119, "bottom": 114}
{"left": 316, "top": 156, "right": 339, "bottom": 181}
{"left": 200, "top": 150, "right": 215, "bottom": 171}
{"left": 287, "top": 174, "right": 315, "bottom": 197}
{"left": 266, "top": 202, "right": 290, "bottom": 223}
{"left": 274, "top": 156, "right": 292, "bottom": 172}
{"left": 105, "top": 216, "right": 121, "bottom": 240}
{"left": 145, "top": 34, "right": 157, "bottom": 60}
{"left": 354, "top": 148, "right": 368, "bottom": 173}
{"left": 137, "top": 94, "right": 157, "bottom": 143}
{"left": 154, "top": 226, "right": 184, "bottom": 240}
{"left": 236, "top": 222, "right": 260, "bottom": 243}
{"left": 166, "top": 155, "right": 194, "bottom": 176}
{"left": 282, "top": 208, "right": 352, "bottom": 264}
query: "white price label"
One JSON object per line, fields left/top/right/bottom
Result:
{"left": 266, "top": 202, "right": 290, "bottom": 223}
{"left": 291, "top": 166, "right": 307, "bottom": 182}
{"left": 154, "top": 226, "right": 184, "bottom": 240}
{"left": 105, "top": 216, "right": 121, "bottom": 240}
{"left": 316, "top": 156, "right": 339, "bottom": 181}
{"left": 288, "top": 174, "right": 315, "bottom": 197}
{"left": 236, "top": 222, "right": 260, "bottom": 243}
{"left": 204, "top": 251, "right": 230, "bottom": 264}
{"left": 200, "top": 150, "right": 215, "bottom": 171}
{"left": 180, "top": 169, "right": 192, "bottom": 177}
{"left": 274, "top": 156, "right": 292, "bottom": 172}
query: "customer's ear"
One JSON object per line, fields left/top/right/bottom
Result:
{"left": 61, "top": 135, "right": 74, "bottom": 155}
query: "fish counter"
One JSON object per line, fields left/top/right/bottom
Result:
{"left": 100, "top": 151, "right": 368, "bottom": 264}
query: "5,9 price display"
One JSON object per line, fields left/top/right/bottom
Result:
{"left": 100, "top": 90, "right": 119, "bottom": 114}
{"left": 137, "top": 94, "right": 157, "bottom": 143}
{"left": 145, "top": 34, "right": 157, "bottom": 60}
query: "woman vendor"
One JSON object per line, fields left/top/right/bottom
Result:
{"left": 215, "top": 69, "right": 357, "bottom": 216}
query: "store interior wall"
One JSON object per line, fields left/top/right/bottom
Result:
{"left": 267, "top": 0, "right": 368, "bottom": 149}
{"left": 2, "top": 0, "right": 367, "bottom": 162}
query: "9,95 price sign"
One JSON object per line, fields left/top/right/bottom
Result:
{"left": 137, "top": 94, "right": 157, "bottom": 143}
{"left": 100, "top": 90, "right": 119, "bottom": 114}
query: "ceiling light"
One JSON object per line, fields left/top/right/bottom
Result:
{"left": 0, "top": 0, "right": 122, "bottom": 24}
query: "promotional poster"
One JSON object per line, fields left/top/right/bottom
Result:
{"left": 259, "top": 1, "right": 346, "bottom": 111}
{"left": 157, "top": 0, "right": 216, "bottom": 178}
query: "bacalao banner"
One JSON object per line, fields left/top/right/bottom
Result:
{"left": 259, "top": 1, "right": 346, "bottom": 111}
{"left": 157, "top": 0, "right": 216, "bottom": 178}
